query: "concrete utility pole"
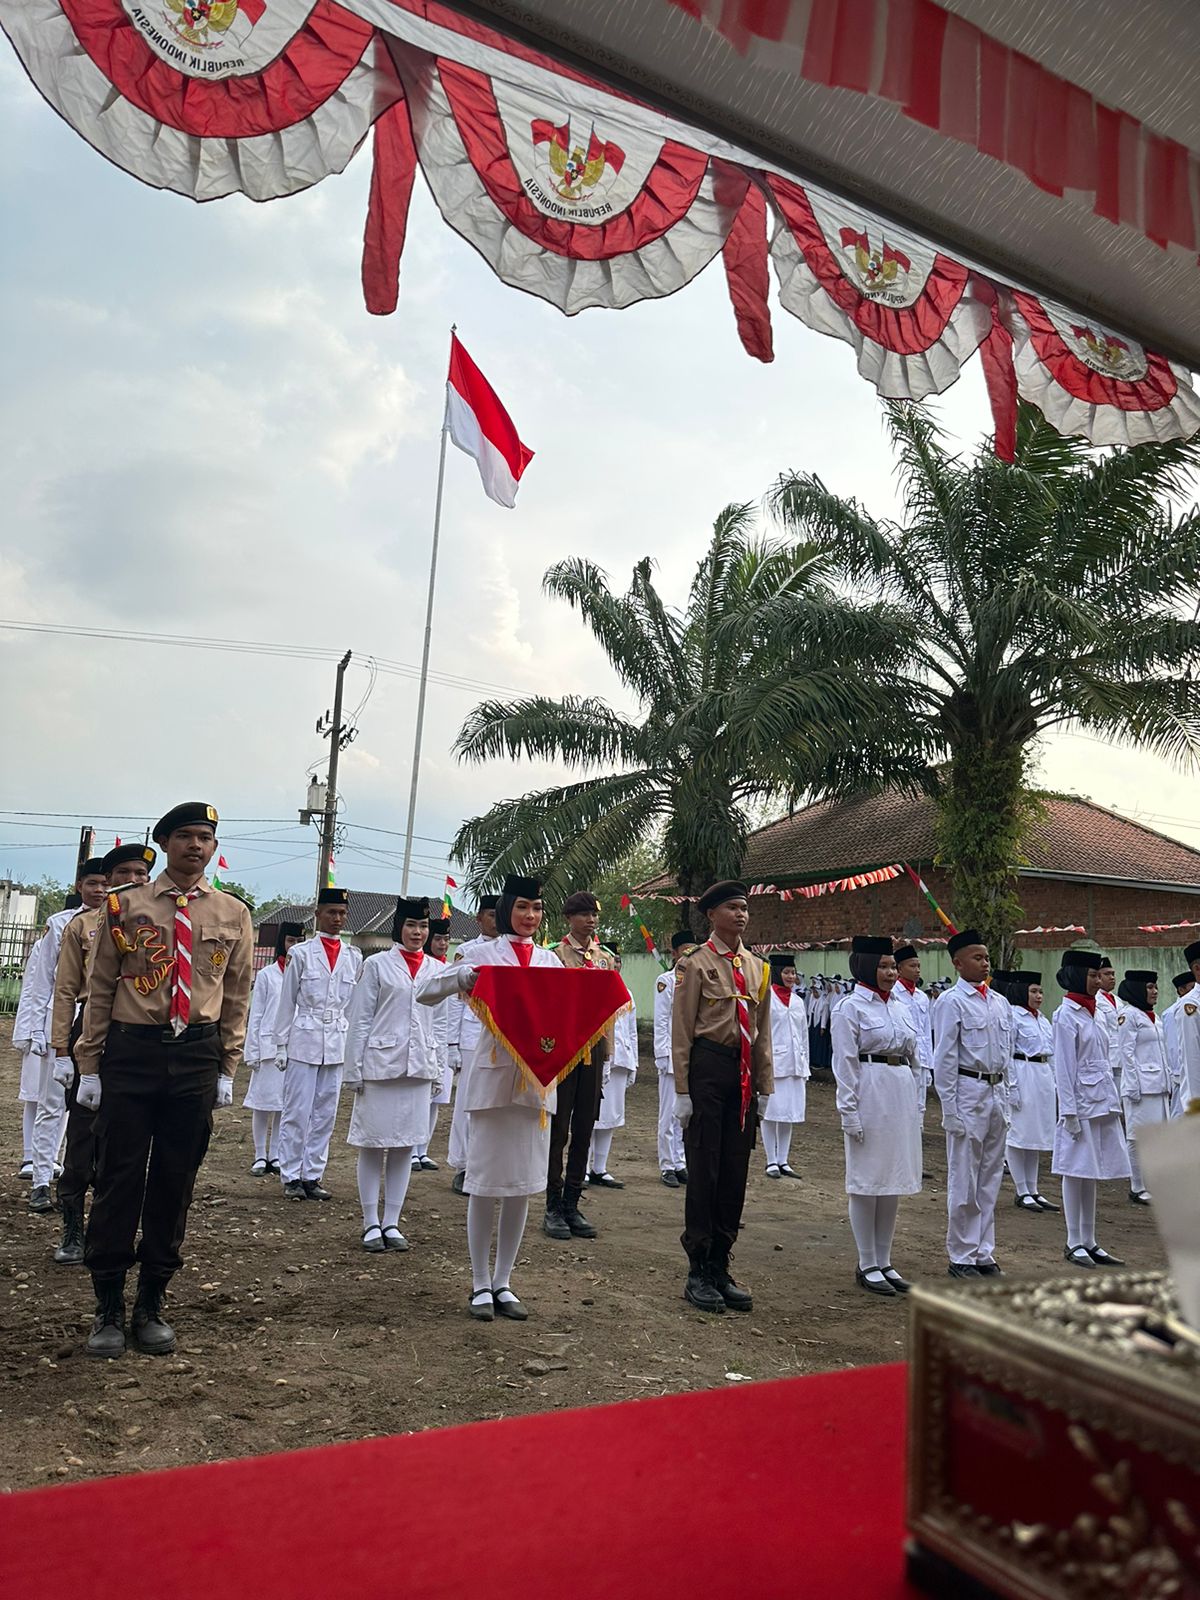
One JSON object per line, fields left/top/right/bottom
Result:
{"left": 313, "top": 650, "right": 352, "bottom": 912}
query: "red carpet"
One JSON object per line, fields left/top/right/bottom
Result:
{"left": 1, "top": 1363, "right": 916, "bottom": 1597}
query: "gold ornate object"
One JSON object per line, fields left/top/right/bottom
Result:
{"left": 907, "top": 1270, "right": 1200, "bottom": 1598}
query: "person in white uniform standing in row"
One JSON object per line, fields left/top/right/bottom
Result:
{"left": 589, "top": 947, "right": 637, "bottom": 1189}
{"left": 344, "top": 897, "right": 441, "bottom": 1253}
{"left": 761, "top": 951, "right": 809, "bottom": 1180}
{"left": 445, "top": 895, "right": 500, "bottom": 1196}
{"left": 419, "top": 874, "right": 562, "bottom": 1323}
{"left": 1162, "top": 969, "right": 1195, "bottom": 1116}
{"left": 1094, "top": 955, "right": 1120, "bottom": 1091}
{"left": 413, "top": 917, "right": 453, "bottom": 1172}
{"left": 274, "top": 886, "right": 362, "bottom": 1202}
{"left": 999, "top": 970, "right": 1059, "bottom": 1214}
{"left": 1174, "top": 940, "right": 1200, "bottom": 1114}
{"left": 1116, "top": 968, "right": 1172, "bottom": 1208}
{"left": 890, "top": 945, "right": 932, "bottom": 1125}
{"left": 653, "top": 931, "right": 693, "bottom": 1188}
{"left": 830, "top": 936, "right": 921, "bottom": 1297}
{"left": 1052, "top": 948, "right": 1129, "bottom": 1269}
{"left": 241, "top": 921, "right": 303, "bottom": 1176}
{"left": 932, "top": 928, "right": 1011, "bottom": 1279}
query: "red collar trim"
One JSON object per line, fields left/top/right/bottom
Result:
{"left": 1068, "top": 991, "right": 1096, "bottom": 1015}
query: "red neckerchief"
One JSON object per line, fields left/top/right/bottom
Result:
{"left": 1068, "top": 991, "right": 1096, "bottom": 1015}
{"left": 772, "top": 984, "right": 791, "bottom": 1007}
{"left": 319, "top": 936, "right": 341, "bottom": 970}
{"left": 512, "top": 939, "right": 533, "bottom": 969}
{"left": 858, "top": 983, "right": 889, "bottom": 1003}
{"left": 707, "top": 939, "right": 752, "bottom": 1129}
{"left": 1101, "top": 990, "right": 1116, "bottom": 1006}
{"left": 276, "top": 957, "right": 286, "bottom": 973}
{"left": 899, "top": 979, "right": 917, "bottom": 995}
{"left": 974, "top": 984, "right": 988, "bottom": 998}
{"left": 399, "top": 948, "right": 423, "bottom": 979}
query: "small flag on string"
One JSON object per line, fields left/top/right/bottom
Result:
{"left": 114, "top": 835, "right": 122, "bottom": 847}
{"left": 621, "top": 893, "right": 666, "bottom": 968}
{"left": 212, "top": 854, "right": 230, "bottom": 891}
{"left": 327, "top": 854, "right": 337, "bottom": 888}
{"left": 443, "top": 875, "right": 457, "bottom": 918}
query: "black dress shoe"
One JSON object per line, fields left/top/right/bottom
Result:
{"left": 974, "top": 1260, "right": 1003, "bottom": 1276}
{"left": 880, "top": 1265, "right": 912, "bottom": 1294}
{"left": 543, "top": 1203, "right": 571, "bottom": 1240}
{"left": 856, "top": 1266, "right": 897, "bottom": 1297}
{"left": 684, "top": 1269, "right": 725, "bottom": 1314}
{"left": 1128, "top": 1189, "right": 1152, "bottom": 1206}
{"left": 303, "top": 1180, "right": 332, "bottom": 1201}
{"left": 451, "top": 1170, "right": 467, "bottom": 1195}
{"left": 563, "top": 1200, "right": 598, "bottom": 1239}
{"left": 468, "top": 1290, "right": 495, "bottom": 1322}
{"left": 675, "top": 1169, "right": 688, "bottom": 1185}
{"left": 28, "top": 1185, "right": 55, "bottom": 1213}
{"left": 589, "top": 1171, "right": 624, "bottom": 1189}
{"left": 492, "top": 1287, "right": 528, "bottom": 1321}
{"left": 660, "top": 1170, "right": 680, "bottom": 1189}
{"left": 778, "top": 1165, "right": 802, "bottom": 1180}
{"left": 283, "top": 1179, "right": 308, "bottom": 1201}
{"left": 947, "top": 1263, "right": 982, "bottom": 1279}
{"left": 1033, "top": 1193, "right": 1060, "bottom": 1212}
{"left": 712, "top": 1259, "right": 753, "bottom": 1311}
{"left": 1065, "top": 1246, "right": 1095, "bottom": 1268}
{"left": 1087, "top": 1246, "right": 1126, "bottom": 1267}
{"left": 1014, "top": 1193, "right": 1042, "bottom": 1211}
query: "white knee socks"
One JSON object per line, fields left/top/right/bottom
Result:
{"left": 22, "top": 1102, "right": 36, "bottom": 1161}
{"left": 467, "top": 1194, "right": 499, "bottom": 1293}
{"left": 416, "top": 1103, "right": 439, "bottom": 1161}
{"left": 590, "top": 1128, "right": 615, "bottom": 1174}
{"left": 252, "top": 1110, "right": 276, "bottom": 1162}
{"left": 357, "top": 1148, "right": 386, "bottom": 1229}
{"left": 762, "top": 1121, "right": 781, "bottom": 1167}
{"left": 382, "top": 1148, "right": 414, "bottom": 1229}
{"left": 1128, "top": 1138, "right": 1144, "bottom": 1193}
{"left": 775, "top": 1123, "right": 793, "bottom": 1169}
{"left": 874, "top": 1194, "right": 900, "bottom": 1267}
{"left": 492, "top": 1196, "right": 529, "bottom": 1291}
{"left": 848, "top": 1194, "right": 878, "bottom": 1269}
{"left": 1063, "top": 1176, "right": 1098, "bottom": 1249}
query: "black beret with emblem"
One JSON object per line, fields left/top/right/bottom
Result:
{"left": 501, "top": 875, "right": 542, "bottom": 900}
{"left": 275, "top": 921, "right": 304, "bottom": 957}
{"left": 947, "top": 928, "right": 985, "bottom": 957}
{"left": 697, "top": 880, "right": 749, "bottom": 914}
{"left": 78, "top": 857, "right": 108, "bottom": 880}
{"left": 317, "top": 887, "right": 349, "bottom": 906}
{"left": 152, "top": 802, "right": 218, "bottom": 846}
{"left": 563, "top": 891, "right": 601, "bottom": 915}
{"left": 101, "top": 843, "right": 157, "bottom": 876}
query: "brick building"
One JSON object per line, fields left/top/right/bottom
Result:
{"left": 646, "top": 790, "right": 1200, "bottom": 978}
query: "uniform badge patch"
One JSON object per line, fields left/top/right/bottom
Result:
{"left": 1187, "top": 1004, "right": 1198, "bottom": 1016}
{"left": 210, "top": 949, "right": 227, "bottom": 972}
{"left": 1117, "top": 1014, "right": 1126, "bottom": 1025}
{"left": 656, "top": 979, "right": 667, "bottom": 993}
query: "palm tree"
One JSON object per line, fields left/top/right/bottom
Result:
{"left": 769, "top": 403, "right": 1200, "bottom": 962}
{"left": 450, "top": 504, "right": 914, "bottom": 913}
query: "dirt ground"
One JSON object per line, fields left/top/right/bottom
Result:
{"left": 0, "top": 1020, "right": 1166, "bottom": 1492}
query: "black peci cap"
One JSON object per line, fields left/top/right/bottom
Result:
{"left": 318, "top": 887, "right": 349, "bottom": 906}
{"left": 101, "top": 843, "right": 157, "bottom": 876}
{"left": 947, "top": 929, "right": 985, "bottom": 957}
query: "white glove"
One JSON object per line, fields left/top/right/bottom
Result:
{"left": 215, "top": 1075, "right": 233, "bottom": 1109}
{"left": 1008, "top": 1086, "right": 1022, "bottom": 1112}
{"left": 673, "top": 1092, "right": 693, "bottom": 1129}
{"left": 30, "top": 1030, "right": 48, "bottom": 1057}
{"left": 757, "top": 1094, "right": 771, "bottom": 1119}
{"left": 943, "top": 1114, "right": 967, "bottom": 1137}
{"left": 77, "top": 1075, "right": 102, "bottom": 1111}
{"left": 842, "top": 1114, "right": 864, "bottom": 1142}
{"left": 274, "top": 1048, "right": 288, "bottom": 1071}
{"left": 52, "top": 1056, "right": 74, "bottom": 1088}
{"left": 1124, "top": 1081, "right": 1142, "bottom": 1105}
{"left": 457, "top": 965, "right": 479, "bottom": 994}
{"left": 345, "top": 1075, "right": 364, "bottom": 1095}
{"left": 1062, "top": 1114, "right": 1082, "bottom": 1139}
{"left": 447, "top": 1045, "right": 461, "bottom": 1074}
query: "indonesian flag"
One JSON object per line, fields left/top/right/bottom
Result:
{"left": 469, "top": 967, "right": 629, "bottom": 1106}
{"left": 446, "top": 334, "right": 534, "bottom": 508}
{"left": 443, "top": 874, "right": 457, "bottom": 918}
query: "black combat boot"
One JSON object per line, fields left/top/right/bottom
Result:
{"left": 683, "top": 1251, "right": 725, "bottom": 1314}
{"left": 562, "top": 1185, "right": 597, "bottom": 1239}
{"left": 711, "top": 1252, "right": 753, "bottom": 1312}
{"left": 131, "top": 1274, "right": 176, "bottom": 1355}
{"left": 54, "top": 1199, "right": 85, "bottom": 1265}
{"left": 543, "top": 1194, "right": 571, "bottom": 1240}
{"left": 85, "top": 1276, "right": 127, "bottom": 1358}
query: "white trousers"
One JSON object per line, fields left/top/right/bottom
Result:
{"left": 657, "top": 1071, "right": 685, "bottom": 1171}
{"left": 31, "top": 1058, "right": 68, "bottom": 1187}
{"left": 945, "top": 1084, "right": 1008, "bottom": 1265}
{"left": 448, "top": 1061, "right": 471, "bottom": 1173}
{"left": 277, "top": 1062, "right": 342, "bottom": 1183}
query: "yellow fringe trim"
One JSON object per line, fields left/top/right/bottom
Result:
{"left": 468, "top": 996, "right": 624, "bottom": 1127}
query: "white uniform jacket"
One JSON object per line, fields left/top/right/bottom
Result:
{"left": 611, "top": 999, "right": 638, "bottom": 1081}
{"left": 892, "top": 981, "right": 932, "bottom": 1076}
{"left": 1053, "top": 999, "right": 1119, "bottom": 1119}
{"left": 1095, "top": 990, "right": 1120, "bottom": 1072}
{"left": 1010, "top": 1005, "right": 1054, "bottom": 1067}
{"left": 931, "top": 978, "right": 1013, "bottom": 1123}
{"left": 653, "top": 970, "right": 677, "bottom": 1075}
{"left": 1116, "top": 1004, "right": 1171, "bottom": 1100}
{"left": 830, "top": 986, "right": 916, "bottom": 1127}
{"left": 244, "top": 959, "right": 287, "bottom": 1067}
{"left": 13, "top": 908, "right": 76, "bottom": 1049}
{"left": 446, "top": 934, "right": 497, "bottom": 1064}
{"left": 768, "top": 989, "right": 811, "bottom": 1079}
{"left": 275, "top": 936, "right": 362, "bottom": 1066}
{"left": 344, "top": 947, "right": 441, "bottom": 1087}
{"left": 1177, "top": 992, "right": 1200, "bottom": 1102}
{"left": 418, "top": 935, "right": 564, "bottom": 1113}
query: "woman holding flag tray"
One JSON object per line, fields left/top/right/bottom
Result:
{"left": 418, "top": 875, "right": 564, "bottom": 1322}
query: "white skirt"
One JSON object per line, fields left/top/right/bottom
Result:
{"left": 18, "top": 1050, "right": 41, "bottom": 1102}
{"left": 466, "top": 1103, "right": 550, "bottom": 1198}
{"left": 1007, "top": 1059, "right": 1056, "bottom": 1151}
{"left": 242, "top": 1063, "right": 285, "bottom": 1113}
{"left": 348, "top": 1078, "right": 433, "bottom": 1149}
{"left": 1123, "top": 1092, "right": 1172, "bottom": 1138}
{"left": 594, "top": 1066, "right": 633, "bottom": 1132}
{"left": 431, "top": 1062, "right": 453, "bottom": 1107}
{"left": 1052, "top": 1112, "right": 1131, "bottom": 1180}
{"left": 845, "top": 1061, "right": 921, "bottom": 1196}
{"left": 763, "top": 1075, "right": 807, "bottom": 1124}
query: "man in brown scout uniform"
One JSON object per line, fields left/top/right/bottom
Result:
{"left": 545, "top": 890, "right": 613, "bottom": 1242}
{"left": 75, "top": 803, "right": 253, "bottom": 1359}
{"left": 672, "top": 881, "right": 773, "bottom": 1314}
{"left": 48, "top": 842, "right": 158, "bottom": 1266}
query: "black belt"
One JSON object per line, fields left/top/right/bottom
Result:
{"left": 1013, "top": 1053, "right": 1050, "bottom": 1063}
{"left": 113, "top": 1022, "right": 219, "bottom": 1044}
{"left": 858, "top": 1053, "right": 907, "bottom": 1065}
{"left": 959, "top": 1067, "right": 1004, "bottom": 1085}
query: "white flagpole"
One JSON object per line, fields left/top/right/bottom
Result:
{"left": 401, "top": 332, "right": 454, "bottom": 894}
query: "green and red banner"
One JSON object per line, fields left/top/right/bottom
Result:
{"left": 468, "top": 966, "right": 630, "bottom": 1098}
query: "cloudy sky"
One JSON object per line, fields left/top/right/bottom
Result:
{"left": 1, "top": 45, "right": 1198, "bottom": 906}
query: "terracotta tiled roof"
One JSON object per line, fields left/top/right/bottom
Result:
{"left": 642, "top": 790, "right": 1200, "bottom": 892}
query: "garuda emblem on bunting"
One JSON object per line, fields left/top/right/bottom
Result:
{"left": 468, "top": 966, "right": 630, "bottom": 1104}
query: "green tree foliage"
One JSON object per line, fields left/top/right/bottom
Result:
{"left": 770, "top": 403, "right": 1200, "bottom": 962}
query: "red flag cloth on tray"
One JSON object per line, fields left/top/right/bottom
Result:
{"left": 468, "top": 966, "right": 629, "bottom": 1096}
